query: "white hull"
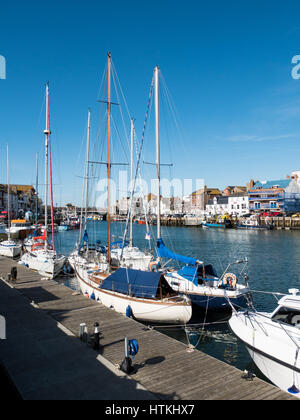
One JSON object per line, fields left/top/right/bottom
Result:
{"left": 75, "top": 265, "right": 192, "bottom": 324}
{"left": 229, "top": 311, "right": 300, "bottom": 397}
{"left": 19, "top": 251, "right": 66, "bottom": 279}
{"left": 0, "top": 241, "right": 22, "bottom": 258}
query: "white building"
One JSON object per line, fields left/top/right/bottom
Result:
{"left": 206, "top": 194, "right": 249, "bottom": 217}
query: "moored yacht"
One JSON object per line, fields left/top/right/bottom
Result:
{"left": 19, "top": 83, "right": 65, "bottom": 278}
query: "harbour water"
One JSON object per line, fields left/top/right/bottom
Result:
{"left": 54, "top": 221, "right": 300, "bottom": 382}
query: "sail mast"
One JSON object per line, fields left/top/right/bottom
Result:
{"left": 47, "top": 82, "right": 55, "bottom": 252}
{"left": 35, "top": 153, "right": 39, "bottom": 225}
{"left": 129, "top": 118, "right": 134, "bottom": 247}
{"left": 107, "top": 52, "right": 112, "bottom": 264}
{"left": 6, "top": 144, "right": 11, "bottom": 241}
{"left": 44, "top": 83, "right": 49, "bottom": 251}
{"left": 84, "top": 108, "right": 91, "bottom": 248}
{"left": 154, "top": 66, "right": 161, "bottom": 240}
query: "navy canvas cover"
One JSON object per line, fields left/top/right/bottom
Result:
{"left": 101, "top": 268, "right": 162, "bottom": 298}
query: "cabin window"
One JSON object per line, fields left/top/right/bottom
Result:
{"left": 272, "top": 307, "right": 300, "bottom": 328}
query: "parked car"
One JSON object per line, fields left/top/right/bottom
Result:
{"left": 260, "top": 212, "right": 282, "bottom": 217}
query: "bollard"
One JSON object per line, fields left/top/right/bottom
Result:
{"left": 120, "top": 337, "right": 133, "bottom": 374}
{"left": 79, "top": 323, "right": 88, "bottom": 342}
{"left": 93, "top": 322, "right": 100, "bottom": 351}
{"left": 11, "top": 267, "right": 17, "bottom": 282}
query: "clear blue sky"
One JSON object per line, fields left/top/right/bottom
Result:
{"left": 1, "top": 1, "right": 300, "bottom": 206}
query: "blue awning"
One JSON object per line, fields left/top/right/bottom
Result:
{"left": 101, "top": 268, "right": 162, "bottom": 299}
{"left": 157, "top": 238, "right": 198, "bottom": 266}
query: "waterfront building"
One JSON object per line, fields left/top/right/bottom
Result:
{"left": 248, "top": 178, "right": 300, "bottom": 213}
{"left": 190, "top": 187, "right": 222, "bottom": 213}
{"left": 0, "top": 184, "right": 39, "bottom": 219}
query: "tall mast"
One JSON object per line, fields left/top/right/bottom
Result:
{"left": 154, "top": 66, "right": 161, "bottom": 240}
{"left": 47, "top": 82, "right": 55, "bottom": 252}
{"left": 44, "top": 83, "right": 49, "bottom": 251}
{"left": 6, "top": 144, "right": 11, "bottom": 241}
{"left": 35, "top": 153, "right": 39, "bottom": 225}
{"left": 129, "top": 118, "right": 134, "bottom": 247}
{"left": 84, "top": 108, "right": 91, "bottom": 244}
{"left": 107, "top": 52, "right": 112, "bottom": 264}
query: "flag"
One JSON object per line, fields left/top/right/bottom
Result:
{"left": 145, "top": 232, "right": 151, "bottom": 241}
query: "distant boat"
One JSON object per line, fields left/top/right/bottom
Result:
{"left": 236, "top": 215, "right": 274, "bottom": 230}
{"left": 0, "top": 145, "right": 22, "bottom": 258}
{"left": 201, "top": 220, "right": 232, "bottom": 229}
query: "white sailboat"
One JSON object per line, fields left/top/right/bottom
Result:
{"left": 229, "top": 288, "right": 300, "bottom": 398}
{"left": 74, "top": 53, "right": 192, "bottom": 324}
{"left": 19, "top": 83, "right": 65, "bottom": 278}
{"left": 0, "top": 145, "right": 22, "bottom": 258}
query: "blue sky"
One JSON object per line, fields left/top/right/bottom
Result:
{"left": 1, "top": 1, "right": 300, "bottom": 205}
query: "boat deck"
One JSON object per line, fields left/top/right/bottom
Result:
{"left": 0, "top": 256, "right": 297, "bottom": 400}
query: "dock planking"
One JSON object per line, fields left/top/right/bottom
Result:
{"left": 0, "top": 256, "right": 297, "bottom": 400}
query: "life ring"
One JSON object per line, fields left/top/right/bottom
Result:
{"left": 149, "top": 260, "right": 159, "bottom": 271}
{"left": 221, "top": 273, "right": 237, "bottom": 288}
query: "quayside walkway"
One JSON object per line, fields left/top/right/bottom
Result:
{"left": 0, "top": 256, "right": 296, "bottom": 400}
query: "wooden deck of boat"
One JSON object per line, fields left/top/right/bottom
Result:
{"left": 0, "top": 256, "right": 297, "bottom": 400}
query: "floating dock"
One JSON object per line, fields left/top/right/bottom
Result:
{"left": 0, "top": 257, "right": 296, "bottom": 400}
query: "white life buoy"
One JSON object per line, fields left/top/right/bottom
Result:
{"left": 220, "top": 273, "right": 237, "bottom": 288}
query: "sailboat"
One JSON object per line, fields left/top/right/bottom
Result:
{"left": 74, "top": 53, "right": 192, "bottom": 324}
{"left": 19, "top": 82, "right": 66, "bottom": 278}
{"left": 0, "top": 144, "right": 22, "bottom": 258}
{"left": 142, "top": 66, "right": 251, "bottom": 311}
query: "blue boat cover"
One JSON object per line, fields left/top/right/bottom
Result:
{"left": 100, "top": 268, "right": 162, "bottom": 299}
{"left": 177, "top": 265, "right": 198, "bottom": 286}
{"left": 157, "top": 238, "right": 197, "bottom": 266}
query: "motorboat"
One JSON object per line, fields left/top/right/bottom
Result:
{"left": 229, "top": 289, "right": 300, "bottom": 397}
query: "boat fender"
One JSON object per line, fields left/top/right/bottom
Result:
{"left": 129, "top": 339, "right": 139, "bottom": 359}
{"left": 222, "top": 273, "right": 237, "bottom": 288}
{"left": 84, "top": 292, "right": 89, "bottom": 298}
{"left": 90, "top": 292, "right": 95, "bottom": 300}
{"left": 126, "top": 305, "right": 133, "bottom": 318}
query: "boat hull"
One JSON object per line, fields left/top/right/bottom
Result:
{"left": 0, "top": 242, "right": 22, "bottom": 258}
{"left": 75, "top": 266, "right": 192, "bottom": 324}
{"left": 19, "top": 252, "right": 66, "bottom": 279}
{"left": 188, "top": 292, "right": 249, "bottom": 311}
{"left": 229, "top": 312, "right": 300, "bottom": 397}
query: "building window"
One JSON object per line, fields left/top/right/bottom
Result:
{"left": 270, "top": 201, "right": 277, "bottom": 209}
{"left": 254, "top": 202, "right": 261, "bottom": 210}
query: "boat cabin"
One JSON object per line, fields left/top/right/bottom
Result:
{"left": 271, "top": 292, "right": 300, "bottom": 329}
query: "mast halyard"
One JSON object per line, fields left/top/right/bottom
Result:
{"left": 154, "top": 66, "right": 161, "bottom": 241}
